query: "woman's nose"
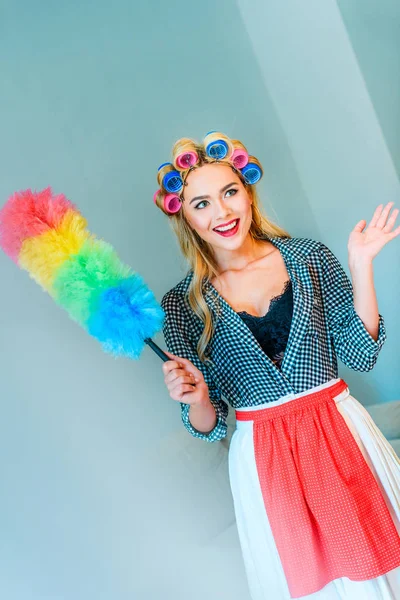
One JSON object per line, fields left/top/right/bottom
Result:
{"left": 214, "top": 198, "right": 232, "bottom": 219}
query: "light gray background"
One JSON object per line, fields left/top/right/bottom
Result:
{"left": 0, "top": 1, "right": 399, "bottom": 598}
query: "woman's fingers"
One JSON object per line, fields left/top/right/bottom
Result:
{"left": 387, "top": 224, "right": 400, "bottom": 240}
{"left": 163, "top": 350, "right": 180, "bottom": 361}
{"left": 162, "top": 352, "right": 203, "bottom": 381}
{"left": 173, "top": 356, "right": 202, "bottom": 380}
{"left": 352, "top": 219, "right": 366, "bottom": 234}
{"left": 162, "top": 360, "right": 195, "bottom": 382}
{"left": 161, "top": 351, "right": 208, "bottom": 403}
{"left": 165, "top": 368, "right": 195, "bottom": 386}
{"left": 162, "top": 360, "right": 182, "bottom": 379}
{"left": 376, "top": 202, "right": 395, "bottom": 229}
{"left": 169, "top": 378, "right": 196, "bottom": 398}
{"left": 368, "top": 204, "right": 383, "bottom": 228}
{"left": 382, "top": 207, "right": 399, "bottom": 233}
{"left": 162, "top": 358, "right": 198, "bottom": 394}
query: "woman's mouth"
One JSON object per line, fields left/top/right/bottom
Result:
{"left": 213, "top": 218, "right": 240, "bottom": 237}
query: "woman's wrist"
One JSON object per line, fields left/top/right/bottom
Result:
{"left": 189, "top": 396, "right": 217, "bottom": 434}
{"left": 348, "top": 252, "right": 373, "bottom": 273}
{"left": 348, "top": 254, "right": 379, "bottom": 342}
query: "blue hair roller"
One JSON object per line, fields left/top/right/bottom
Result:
{"left": 206, "top": 139, "right": 229, "bottom": 160}
{"left": 241, "top": 163, "right": 262, "bottom": 184}
{"left": 163, "top": 170, "right": 183, "bottom": 193}
{"left": 158, "top": 162, "right": 172, "bottom": 172}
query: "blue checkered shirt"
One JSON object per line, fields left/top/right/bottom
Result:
{"left": 161, "top": 237, "right": 386, "bottom": 443}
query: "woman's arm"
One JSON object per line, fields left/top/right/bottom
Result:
{"left": 161, "top": 288, "right": 229, "bottom": 442}
{"left": 348, "top": 202, "right": 399, "bottom": 343}
{"left": 349, "top": 260, "right": 379, "bottom": 342}
{"left": 318, "top": 202, "right": 398, "bottom": 372}
{"left": 318, "top": 243, "right": 386, "bottom": 372}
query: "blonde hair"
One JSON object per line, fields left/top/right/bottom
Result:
{"left": 155, "top": 132, "right": 291, "bottom": 362}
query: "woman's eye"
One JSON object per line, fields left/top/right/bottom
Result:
{"left": 194, "top": 189, "right": 237, "bottom": 209}
{"left": 194, "top": 200, "right": 209, "bottom": 210}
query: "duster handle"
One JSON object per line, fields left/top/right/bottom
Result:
{"left": 144, "top": 338, "right": 170, "bottom": 362}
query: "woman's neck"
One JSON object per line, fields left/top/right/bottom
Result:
{"left": 213, "top": 234, "right": 275, "bottom": 274}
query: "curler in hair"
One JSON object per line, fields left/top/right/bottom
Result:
{"left": 162, "top": 170, "right": 183, "bottom": 194}
{"left": 163, "top": 193, "right": 181, "bottom": 214}
{"left": 157, "top": 162, "right": 172, "bottom": 172}
{"left": 231, "top": 148, "right": 249, "bottom": 169}
{"left": 203, "top": 131, "right": 233, "bottom": 161}
{"left": 153, "top": 189, "right": 161, "bottom": 204}
{"left": 176, "top": 151, "right": 198, "bottom": 169}
{"left": 205, "top": 139, "right": 229, "bottom": 160}
{"left": 241, "top": 163, "right": 262, "bottom": 185}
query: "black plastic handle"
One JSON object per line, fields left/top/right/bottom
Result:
{"left": 144, "top": 337, "right": 170, "bottom": 362}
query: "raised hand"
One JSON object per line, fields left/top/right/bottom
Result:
{"left": 348, "top": 202, "right": 400, "bottom": 263}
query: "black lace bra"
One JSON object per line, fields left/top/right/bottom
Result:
{"left": 237, "top": 280, "right": 293, "bottom": 369}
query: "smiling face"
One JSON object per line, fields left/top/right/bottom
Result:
{"left": 181, "top": 163, "right": 253, "bottom": 256}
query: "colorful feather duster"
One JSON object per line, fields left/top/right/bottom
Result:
{"left": 0, "top": 187, "right": 168, "bottom": 361}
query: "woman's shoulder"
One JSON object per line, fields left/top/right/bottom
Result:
{"left": 271, "top": 235, "right": 324, "bottom": 261}
{"left": 161, "top": 271, "right": 194, "bottom": 314}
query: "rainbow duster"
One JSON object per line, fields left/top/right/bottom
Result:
{"left": 0, "top": 187, "right": 168, "bottom": 361}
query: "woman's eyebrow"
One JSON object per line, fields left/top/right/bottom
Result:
{"left": 189, "top": 182, "right": 237, "bottom": 205}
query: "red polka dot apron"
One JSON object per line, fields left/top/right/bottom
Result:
{"left": 230, "top": 378, "right": 400, "bottom": 599}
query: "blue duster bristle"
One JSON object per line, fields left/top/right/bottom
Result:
{"left": 87, "top": 274, "right": 165, "bottom": 359}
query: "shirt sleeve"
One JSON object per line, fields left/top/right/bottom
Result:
{"left": 318, "top": 242, "right": 386, "bottom": 372}
{"left": 161, "top": 289, "right": 229, "bottom": 442}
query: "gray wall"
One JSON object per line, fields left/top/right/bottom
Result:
{"left": 0, "top": 1, "right": 399, "bottom": 598}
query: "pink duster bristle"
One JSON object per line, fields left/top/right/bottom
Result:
{"left": 0, "top": 187, "right": 75, "bottom": 262}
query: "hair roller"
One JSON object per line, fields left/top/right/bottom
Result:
{"left": 157, "top": 162, "right": 172, "bottom": 172}
{"left": 241, "top": 162, "right": 263, "bottom": 185}
{"left": 230, "top": 140, "right": 249, "bottom": 169}
{"left": 231, "top": 149, "right": 249, "bottom": 169}
{"left": 157, "top": 162, "right": 173, "bottom": 186}
{"left": 172, "top": 138, "right": 200, "bottom": 170}
{"left": 157, "top": 162, "right": 183, "bottom": 193}
{"left": 163, "top": 193, "right": 181, "bottom": 214}
{"left": 153, "top": 189, "right": 181, "bottom": 215}
{"left": 175, "top": 151, "right": 198, "bottom": 169}
{"left": 203, "top": 132, "right": 234, "bottom": 161}
{"left": 153, "top": 189, "right": 161, "bottom": 204}
{"left": 163, "top": 171, "right": 183, "bottom": 193}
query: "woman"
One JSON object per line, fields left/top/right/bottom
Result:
{"left": 155, "top": 132, "right": 400, "bottom": 599}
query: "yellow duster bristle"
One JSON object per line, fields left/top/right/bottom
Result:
{"left": 19, "top": 209, "right": 90, "bottom": 292}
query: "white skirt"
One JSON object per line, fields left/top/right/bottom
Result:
{"left": 229, "top": 378, "right": 400, "bottom": 599}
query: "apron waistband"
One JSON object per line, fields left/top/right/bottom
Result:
{"left": 235, "top": 379, "right": 349, "bottom": 422}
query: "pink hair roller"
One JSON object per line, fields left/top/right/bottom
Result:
{"left": 153, "top": 189, "right": 161, "bottom": 204}
{"left": 231, "top": 148, "right": 249, "bottom": 169}
{"left": 176, "top": 151, "right": 198, "bottom": 169}
{"left": 164, "top": 193, "right": 181, "bottom": 214}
